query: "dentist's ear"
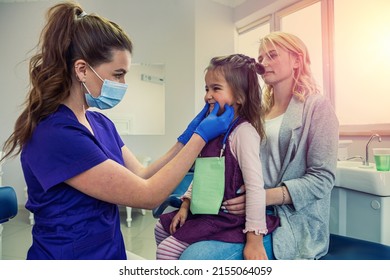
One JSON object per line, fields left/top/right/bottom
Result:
{"left": 74, "top": 60, "right": 87, "bottom": 82}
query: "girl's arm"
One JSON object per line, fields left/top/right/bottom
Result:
{"left": 230, "top": 123, "right": 267, "bottom": 259}
{"left": 244, "top": 232, "right": 268, "bottom": 260}
{"left": 230, "top": 123, "right": 267, "bottom": 234}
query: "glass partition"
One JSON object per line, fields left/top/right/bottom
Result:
{"left": 101, "top": 63, "right": 165, "bottom": 135}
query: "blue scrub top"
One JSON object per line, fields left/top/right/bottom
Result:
{"left": 21, "top": 105, "right": 127, "bottom": 259}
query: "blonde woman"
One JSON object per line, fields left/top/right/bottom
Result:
{"left": 180, "top": 32, "right": 339, "bottom": 260}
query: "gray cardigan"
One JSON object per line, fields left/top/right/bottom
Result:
{"left": 262, "top": 93, "right": 339, "bottom": 259}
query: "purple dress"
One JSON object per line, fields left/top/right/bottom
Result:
{"left": 22, "top": 105, "right": 126, "bottom": 259}
{"left": 159, "top": 118, "right": 279, "bottom": 244}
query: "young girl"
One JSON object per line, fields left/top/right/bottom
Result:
{"left": 154, "top": 54, "right": 279, "bottom": 260}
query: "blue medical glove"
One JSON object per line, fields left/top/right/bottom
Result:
{"left": 194, "top": 103, "right": 234, "bottom": 143}
{"left": 177, "top": 103, "right": 210, "bottom": 145}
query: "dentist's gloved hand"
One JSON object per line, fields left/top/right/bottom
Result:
{"left": 177, "top": 103, "right": 210, "bottom": 145}
{"left": 194, "top": 103, "right": 234, "bottom": 143}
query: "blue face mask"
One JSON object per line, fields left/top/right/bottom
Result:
{"left": 83, "top": 66, "right": 128, "bottom": 110}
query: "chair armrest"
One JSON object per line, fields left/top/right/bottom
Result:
{"left": 152, "top": 172, "right": 193, "bottom": 219}
{"left": 152, "top": 195, "right": 182, "bottom": 218}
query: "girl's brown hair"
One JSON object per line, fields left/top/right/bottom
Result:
{"left": 206, "top": 54, "right": 265, "bottom": 139}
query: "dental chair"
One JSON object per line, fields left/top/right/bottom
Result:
{"left": 152, "top": 175, "right": 390, "bottom": 260}
{"left": 152, "top": 172, "right": 193, "bottom": 218}
{"left": 321, "top": 234, "right": 390, "bottom": 260}
{"left": 0, "top": 186, "right": 18, "bottom": 259}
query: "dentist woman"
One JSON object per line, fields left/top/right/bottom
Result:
{"left": 0, "top": 1, "right": 233, "bottom": 260}
{"left": 180, "top": 32, "right": 339, "bottom": 260}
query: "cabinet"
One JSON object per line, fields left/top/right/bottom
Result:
{"left": 330, "top": 186, "right": 390, "bottom": 246}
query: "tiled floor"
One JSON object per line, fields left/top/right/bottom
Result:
{"left": 1, "top": 207, "right": 158, "bottom": 260}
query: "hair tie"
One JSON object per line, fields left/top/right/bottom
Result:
{"left": 244, "top": 56, "right": 265, "bottom": 75}
{"left": 79, "top": 11, "right": 88, "bottom": 18}
{"left": 255, "top": 63, "right": 265, "bottom": 75}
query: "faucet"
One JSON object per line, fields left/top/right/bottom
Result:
{"left": 345, "top": 156, "right": 365, "bottom": 165}
{"left": 365, "top": 134, "right": 382, "bottom": 166}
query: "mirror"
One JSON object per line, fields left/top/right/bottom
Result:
{"left": 102, "top": 63, "right": 165, "bottom": 135}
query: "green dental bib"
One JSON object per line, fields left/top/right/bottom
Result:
{"left": 190, "top": 117, "right": 240, "bottom": 215}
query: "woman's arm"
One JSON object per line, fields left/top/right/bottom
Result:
{"left": 66, "top": 104, "right": 234, "bottom": 209}
{"left": 223, "top": 96, "right": 338, "bottom": 214}
{"left": 282, "top": 97, "right": 338, "bottom": 211}
{"left": 222, "top": 186, "right": 291, "bottom": 215}
{"left": 121, "top": 142, "right": 184, "bottom": 179}
{"left": 66, "top": 134, "right": 204, "bottom": 209}
{"left": 121, "top": 103, "right": 210, "bottom": 179}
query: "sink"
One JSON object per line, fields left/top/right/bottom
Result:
{"left": 335, "top": 161, "right": 390, "bottom": 196}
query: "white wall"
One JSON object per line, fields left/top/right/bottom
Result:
{"left": 0, "top": 0, "right": 235, "bottom": 206}
{"left": 194, "top": 0, "right": 235, "bottom": 112}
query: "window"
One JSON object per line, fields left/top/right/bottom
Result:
{"left": 236, "top": 16, "right": 271, "bottom": 88}
{"left": 236, "top": 18, "right": 271, "bottom": 59}
{"left": 276, "top": 0, "right": 324, "bottom": 96}
{"left": 334, "top": 0, "right": 390, "bottom": 135}
{"left": 98, "top": 64, "right": 165, "bottom": 135}
{"left": 236, "top": 0, "right": 390, "bottom": 136}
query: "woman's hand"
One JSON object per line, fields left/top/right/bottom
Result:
{"left": 221, "top": 185, "right": 246, "bottom": 215}
{"left": 177, "top": 103, "right": 210, "bottom": 145}
{"left": 194, "top": 103, "right": 234, "bottom": 143}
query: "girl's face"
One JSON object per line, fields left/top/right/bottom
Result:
{"left": 204, "top": 70, "right": 237, "bottom": 115}
{"left": 257, "top": 43, "right": 299, "bottom": 86}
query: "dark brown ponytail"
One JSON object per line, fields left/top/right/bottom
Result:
{"left": 1, "top": 1, "right": 133, "bottom": 162}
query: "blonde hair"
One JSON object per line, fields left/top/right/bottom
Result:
{"left": 259, "top": 32, "right": 320, "bottom": 113}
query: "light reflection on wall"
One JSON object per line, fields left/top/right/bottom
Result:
{"left": 334, "top": 0, "right": 390, "bottom": 126}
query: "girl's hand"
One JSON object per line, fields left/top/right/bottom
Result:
{"left": 169, "top": 207, "right": 188, "bottom": 234}
{"left": 221, "top": 185, "right": 246, "bottom": 215}
{"left": 243, "top": 233, "right": 268, "bottom": 260}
